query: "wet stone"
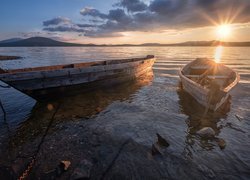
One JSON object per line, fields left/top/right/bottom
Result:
{"left": 217, "top": 138, "right": 226, "bottom": 149}
{"left": 156, "top": 133, "right": 169, "bottom": 147}
{"left": 196, "top": 127, "right": 215, "bottom": 138}
{"left": 151, "top": 143, "right": 163, "bottom": 156}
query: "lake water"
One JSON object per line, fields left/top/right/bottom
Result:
{"left": 0, "top": 47, "right": 249, "bottom": 178}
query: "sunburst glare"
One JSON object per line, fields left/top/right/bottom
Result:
{"left": 216, "top": 24, "right": 232, "bottom": 39}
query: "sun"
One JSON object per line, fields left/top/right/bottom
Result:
{"left": 216, "top": 24, "right": 232, "bottom": 39}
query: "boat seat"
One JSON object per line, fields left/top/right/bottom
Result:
{"left": 190, "top": 66, "right": 211, "bottom": 70}
{"left": 185, "top": 75, "right": 201, "bottom": 78}
{"left": 186, "top": 75, "right": 228, "bottom": 79}
{"left": 207, "top": 75, "right": 229, "bottom": 79}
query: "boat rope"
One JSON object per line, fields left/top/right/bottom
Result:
{"left": 100, "top": 138, "right": 131, "bottom": 180}
{"left": 0, "top": 84, "right": 10, "bottom": 121}
{"left": 0, "top": 98, "right": 7, "bottom": 122}
{"left": 18, "top": 103, "right": 61, "bottom": 180}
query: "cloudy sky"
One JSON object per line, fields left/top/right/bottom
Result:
{"left": 1, "top": 0, "right": 250, "bottom": 44}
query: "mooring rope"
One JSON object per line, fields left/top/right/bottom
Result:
{"left": 0, "top": 98, "right": 7, "bottom": 121}
{"left": 0, "top": 84, "right": 10, "bottom": 121}
{"left": 18, "top": 103, "right": 61, "bottom": 180}
{"left": 100, "top": 138, "right": 131, "bottom": 180}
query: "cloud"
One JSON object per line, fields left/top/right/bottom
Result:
{"left": 76, "top": 24, "right": 96, "bottom": 28}
{"left": 115, "top": 0, "right": 147, "bottom": 12}
{"left": 43, "top": 0, "right": 250, "bottom": 38}
{"left": 43, "top": 17, "right": 71, "bottom": 26}
{"left": 43, "top": 26, "right": 86, "bottom": 33}
{"left": 108, "top": 9, "right": 131, "bottom": 23}
{"left": 80, "top": 7, "right": 108, "bottom": 19}
{"left": 149, "top": 0, "right": 187, "bottom": 16}
{"left": 84, "top": 31, "right": 124, "bottom": 38}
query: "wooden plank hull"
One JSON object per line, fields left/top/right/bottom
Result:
{"left": 0, "top": 56, "right": 155, "bottom": 101}
{"left": 179, "top": 72, "right": 231, "bottom": 111}
{"left": 179, "top": 58, "right": 240, "bottom": 111}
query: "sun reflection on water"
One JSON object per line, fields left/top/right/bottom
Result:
{"left": 214, "top": 45, "right": 223, "bottom": 63}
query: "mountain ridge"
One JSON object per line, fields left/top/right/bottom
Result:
{"left": 0, "top": 38, "right": 23, "bottom": 44}
{"left": 0, "top": 37, "right": 250, "bottom": 47}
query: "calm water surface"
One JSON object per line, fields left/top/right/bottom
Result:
{"left": 0, "top": 47, "right": 249, "bottom": 178}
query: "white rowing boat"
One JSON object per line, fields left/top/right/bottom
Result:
{"left": 179, "top": 58, "right": 240, "bottom": 111}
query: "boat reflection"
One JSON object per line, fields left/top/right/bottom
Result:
{"left": 177, "top": 82, "right": 231, "bottom": 150}
{"left": 6, "top": 71, "right": 154, "bottom": 151}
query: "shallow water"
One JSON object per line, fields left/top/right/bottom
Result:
{"left": 0, "top": 47, "right": 249, "bottom": 178}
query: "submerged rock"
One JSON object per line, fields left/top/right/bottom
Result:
{"left": 235, "top": 114, "right": 243, "bottom": 121}
{"left": 217, "top": 138, "right": 226, "bottom": 149}
{"left": 156, "top": 133, "right": 170, "bottom": 147}
{"left": 198, "top": 164, "right": 215, "bottom": 178}
{"left": 196, "top": 127, "right": 215, "bottom": 138}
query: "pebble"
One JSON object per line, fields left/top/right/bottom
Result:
{"left": 217, "top": 138, "right": 226, "bottom": 149}
{"left": 196, "top": 127, "right": 215, "bottom": 138}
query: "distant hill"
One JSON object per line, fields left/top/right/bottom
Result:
{"left": 0, "top": 37, "right": 249, "bottom": 47}
{"left": 0, "top": 38, "right": 23, "bottom": 44}
{"left": 0, "top": 37, "right": 95, "bottom": 47}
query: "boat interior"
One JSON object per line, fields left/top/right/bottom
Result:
{"left": 182, "top": 58, "right": 236, "bottom": 89}
{"left": 0, "top": 55, "right": 154, "bottom": 74}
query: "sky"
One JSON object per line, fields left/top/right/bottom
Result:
{"left": 1, "top": 0, "right": 250, "bottom": 44}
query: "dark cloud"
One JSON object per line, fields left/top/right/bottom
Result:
{"left": 108, "top": 9, "right": 131, "bottom": 23}
{"left": 80, "top": 7, "right": 108, "bottom": 19}
{"left": 76, "top": 24, "right": 96, "bottom": 28}
{"left": 149, "top": 0, "right": 187, "bottom": 16}
{"left": 43, "top": 26, "right": 86, "bottom": 33}
{"left": 89, "top": 19, "right": 105, "bottom": 23}
{"left": 43, "top": 17, "right": 71, "bottom": 26}
{"left": 84, "top": 31, "right": 124, "bottom": 38}
{"left": 115, "top": 0, "right": 147, "bottom": 12}
{"left": 43, "top": 0, "right": 250, "bottom": 37}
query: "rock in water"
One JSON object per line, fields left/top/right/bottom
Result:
{"left": 156, "top": 133, "right": 169, "bottom": 147}
{"left": 196, "top": 127, "right": 215, "bottom": 138}
{"left": 217, "top": 138, "right": 226, "bottom": 149}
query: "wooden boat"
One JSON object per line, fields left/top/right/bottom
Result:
{"left": 179, "top": 58, "right": 240, "bottom": 111}
{"left": 0, "top": 55, "right": 155, "bottom": 101}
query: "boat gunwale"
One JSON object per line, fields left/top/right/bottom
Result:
{"left": 0, "top": 55, "right": 155, "bottom": 75}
